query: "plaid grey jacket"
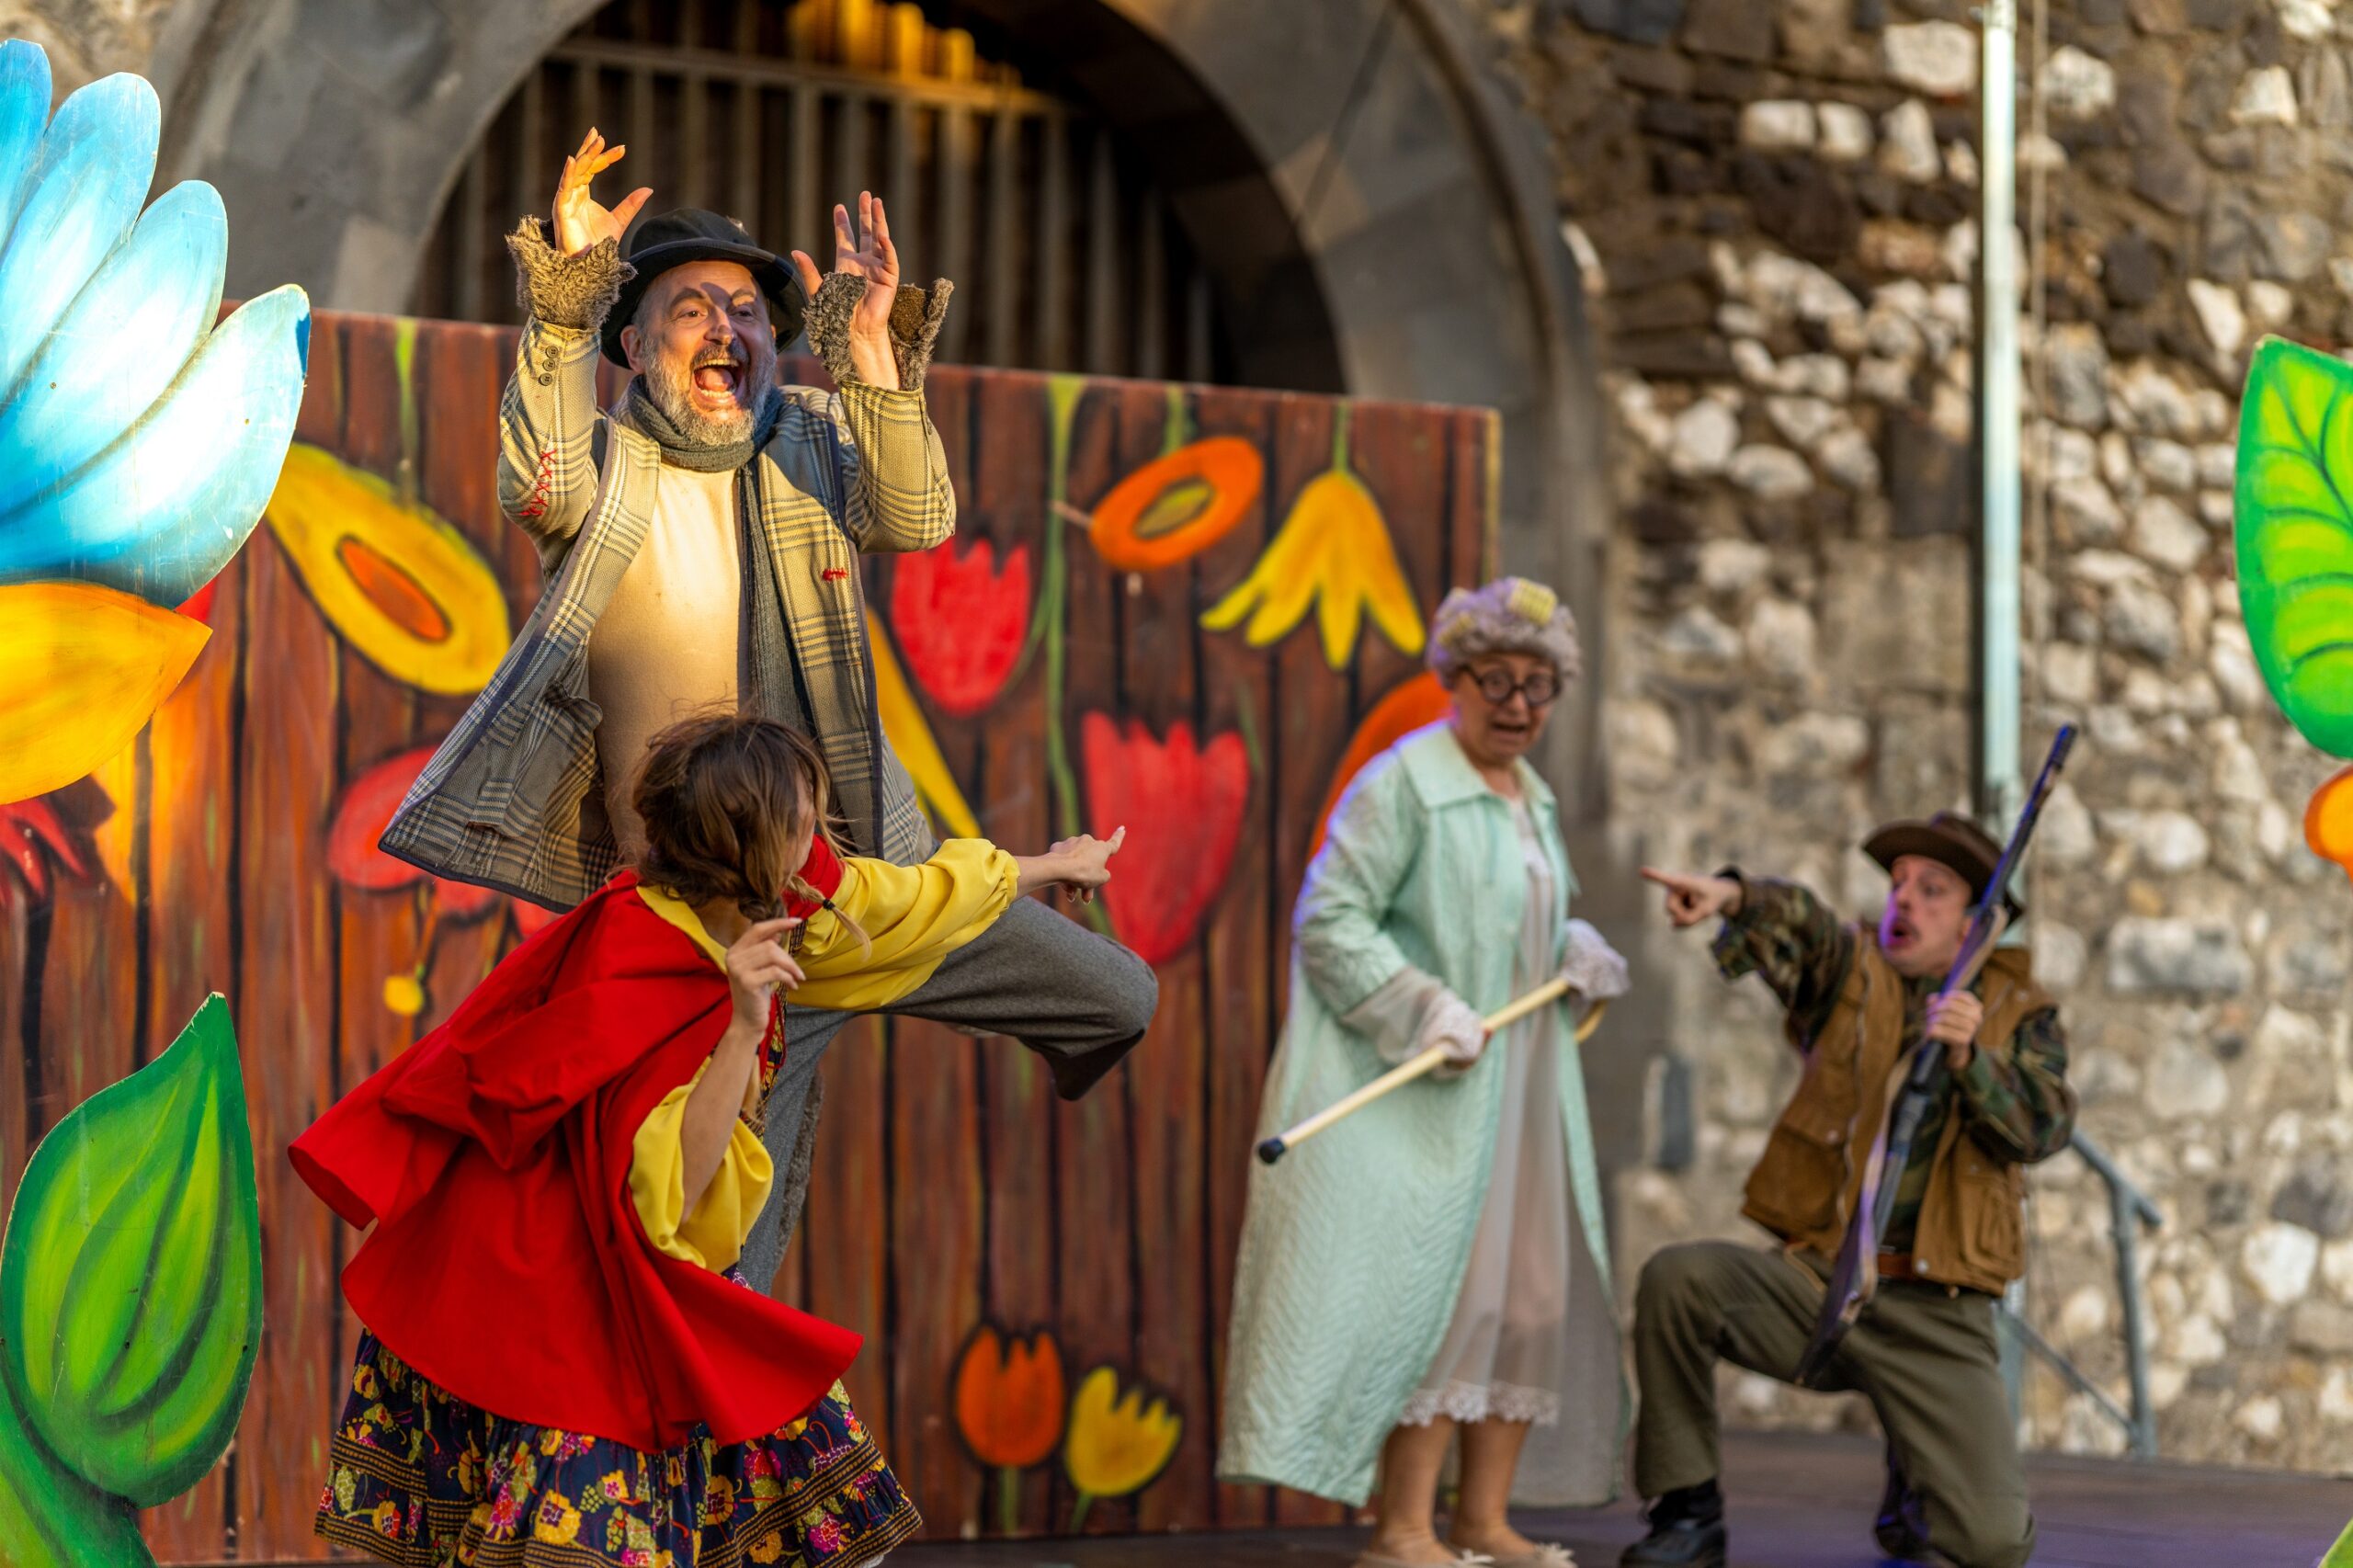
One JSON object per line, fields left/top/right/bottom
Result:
{"left": 381, "top": 233, "right": 954, "bottom": 909}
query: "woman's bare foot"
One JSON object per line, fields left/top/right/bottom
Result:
{"left": 1359, "top": 1525, "right": 1473, "bottom": 1565}
{"left": 1449, "top": 1521, "right": 1547, "bottom": 1560}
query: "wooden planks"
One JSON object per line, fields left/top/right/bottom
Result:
{"left": 0, "top": 312, "right": 1498, "bottom": 1561}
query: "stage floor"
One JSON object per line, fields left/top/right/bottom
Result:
{"left": 889, "top": 1429, "right": 2353, "bottom": 1568}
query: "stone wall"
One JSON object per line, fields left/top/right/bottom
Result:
{"left": 1, "top": 0, "right": 175, "bottom": 96}
{"left": 1479, "top": 0, "right": 2353, "bottom": 1471}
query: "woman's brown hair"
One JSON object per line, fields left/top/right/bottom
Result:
{"left": 632, "top": 714, "right": 848, "bottom": 926}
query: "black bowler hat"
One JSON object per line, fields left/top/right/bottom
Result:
{"left": 602, "top": 208, "right": 805, "bottom": 367}
{"left": 1862, "top": 810, "right": 2025, "bottom": 919}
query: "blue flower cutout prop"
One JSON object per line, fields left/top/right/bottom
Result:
{"left": 0, "top": 37, "right": 309, "bottom": 808}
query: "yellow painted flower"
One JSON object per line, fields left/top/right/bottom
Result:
{"left": 1200, "top": 404, "right": 1425, "bottom": 669}
{"left": 1062, "top": 1366, "right": 1183, "bottom": 1529}
{"left": 748, "top": 1534, "right": 785, "bottom": 1565}
{"left": 866, "top": 608, "right": 982, "bottom": 837}
{"left": 0, "top": 581, "right": 209, "bottom": 805}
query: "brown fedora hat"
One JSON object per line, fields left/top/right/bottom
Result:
{"left": 1861, "top": 810, "right": 2024, "bottom": 917}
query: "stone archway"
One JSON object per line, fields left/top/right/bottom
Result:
{"left": 148, "top": 0, "right": 1654, "bottom": 1178}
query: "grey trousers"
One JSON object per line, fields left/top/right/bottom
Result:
{"left": 735, "top": 895, "right": 1158, "bottom": 1292}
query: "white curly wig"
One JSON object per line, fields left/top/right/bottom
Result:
{"left": 1427, "top": 576, "right": 1582, "bottom": 685}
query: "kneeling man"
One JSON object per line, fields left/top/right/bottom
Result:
{"left": 1626, "top": 812, "right": 2073, "bottom": 1568}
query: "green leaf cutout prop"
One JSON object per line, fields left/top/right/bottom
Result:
{"left": 0, "top": 995, "right": 261, "bottom": 1568}
{"left": 2235, "top": 335, "right": 2353, "bottom": 759}
{"left": 2322, "top": 1514, "right": 2353, "bottom": 1568}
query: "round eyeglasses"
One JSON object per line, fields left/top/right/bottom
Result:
{"left": 1468, "top": 667, "right": 1559, "bottom": 707}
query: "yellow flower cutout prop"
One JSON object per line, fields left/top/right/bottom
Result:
{"left": 1201, "top": 403, "right": 1425, "bottom": 669}
{"left": 0, "top": 582, "right": 210, "bottom": 804}
{"left": 1062, "top": 1366, "right": 1182, "bottom": 1530}
{"left": 264, "top": 442, "right": 510, "bottom": 695}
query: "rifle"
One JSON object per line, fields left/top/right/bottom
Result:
{"left": 1791, "top": 724, "right": 2077, "bottom": 1387}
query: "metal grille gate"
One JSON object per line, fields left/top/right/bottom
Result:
{"left": 415, "top": 0, "right": 1228, "bottom": 382}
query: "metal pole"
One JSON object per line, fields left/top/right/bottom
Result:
{"left": 1980, "top": 1, "right": 2024, "bottom": 838}
{"left": 2112, "top": 1180, "right": 2157, "bottom": 1457}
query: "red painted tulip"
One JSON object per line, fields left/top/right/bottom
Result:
{"left": 890, "top": 536, "right": 1031, "bottom": 717}
{"left": 326, "top": 746, "right": 499, "bottom": 917}
{"left": 0, "top": 798, "right": 94, "bottom": 910}
{"left": 1080, "top": 713, "right": 1249, "bottom": 966}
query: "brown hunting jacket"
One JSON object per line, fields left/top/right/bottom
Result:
{"left": 1718, "top": 875, "right": 2075, "bottom": 1296}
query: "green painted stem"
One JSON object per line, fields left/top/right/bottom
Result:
{"left": 996, "top": 1466, "right": 1021, "bottom": 1538}
{"left": 1043, "top": 375, "right": 1111, "bottom": 939}
{"left": 1332, "top": 400, "right": 1353, "bottom": 472}
{"left": 1070, "top": 1491, "right": 1097, "bottom": 1534}
{"left": 0, "top": 1383, "right": 149, "bottom": 1568}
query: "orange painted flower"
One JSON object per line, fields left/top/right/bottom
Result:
{"left": 1310, "top": 672, "right": 1455, "bottom": 858}
{"left": 954, "top": 1325, "right": 1066, "bottom": 1469}
{"left": 1063, "top": 1367, "right": 1182, "bottom": 1529}
{"left": 1086, "top": 436, "right": 1263, "bottom": 572}
{"left": 265, "top": 442, "right": 510, "bottom": 695}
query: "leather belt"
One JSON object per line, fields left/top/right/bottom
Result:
{"left": 1875, "top": 1249, "right": 1929, "bottom": 1281}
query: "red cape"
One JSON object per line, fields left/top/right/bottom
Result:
{"left": 290, "top": 848, "right": 850, "bottom": 1450}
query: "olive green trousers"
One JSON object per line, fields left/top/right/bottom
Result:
{"left": 1631, "top": 1241, "right": 2033, "bottom": 1568}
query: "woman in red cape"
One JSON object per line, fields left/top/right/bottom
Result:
{"left": 294, "top": 715, "right": 1125, "bottom": 1566}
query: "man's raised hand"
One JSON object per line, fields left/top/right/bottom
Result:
{"left": 552, "top": 128, "right": 653, "bottom": 258}
{"left": 1640, "top": 867, "right": 1745, "bottom": 929}
{"left": 790, "top": 191, "right": 900, "bottom": 324}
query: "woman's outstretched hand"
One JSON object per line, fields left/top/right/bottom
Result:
{"left": 1017, "top": 826, "right": 1128, "bottom": 903}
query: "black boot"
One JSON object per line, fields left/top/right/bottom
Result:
{"left": 1873, "top": 1448, "right": 1932, "bottom": 1561}
{"left": 1620, "top": 1480, "right": 1727, "bottom": 1567}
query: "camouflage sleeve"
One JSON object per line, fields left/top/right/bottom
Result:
{"left": 1954, "top": 1006, "right": 2076, "bottom": 1164}
{"left": 1710, "top": 871, "right": 1855, "bottom": 1046}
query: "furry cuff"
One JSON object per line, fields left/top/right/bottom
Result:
{"left": 506, "top": 217, "right": 633, "bottom": 330}
{"left": 1560, "top": 918, "right": 1631, "bottom": 1004}
{"left": 805, "top": 272, "right": 956, "bottom": 392}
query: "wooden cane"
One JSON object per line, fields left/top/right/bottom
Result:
{"left": 1255, "top": 982, "right": 1610, "bottom": 1165}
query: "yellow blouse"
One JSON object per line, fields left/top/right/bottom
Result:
{"left": 627, "top": 838, "right": 1020, "bottom": 1267}
{"left": 628, "top": 1059, "right": 772, "bottom": 1271}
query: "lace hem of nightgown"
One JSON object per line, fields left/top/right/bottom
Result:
{"left": 1396, "top": 1378, "right": 1562, "bottom": 1428}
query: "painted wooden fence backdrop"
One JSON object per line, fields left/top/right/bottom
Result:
{"left": 0, "top": 311, "right": 1494, "bottom": 1559}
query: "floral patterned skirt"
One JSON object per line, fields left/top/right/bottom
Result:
{"left": 314, "top": 1326, "right": 919, "bottom": 1568}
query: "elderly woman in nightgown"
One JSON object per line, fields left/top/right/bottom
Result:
{"left": 1219, "top": 577, "right": 1631, "bottom": 1568}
